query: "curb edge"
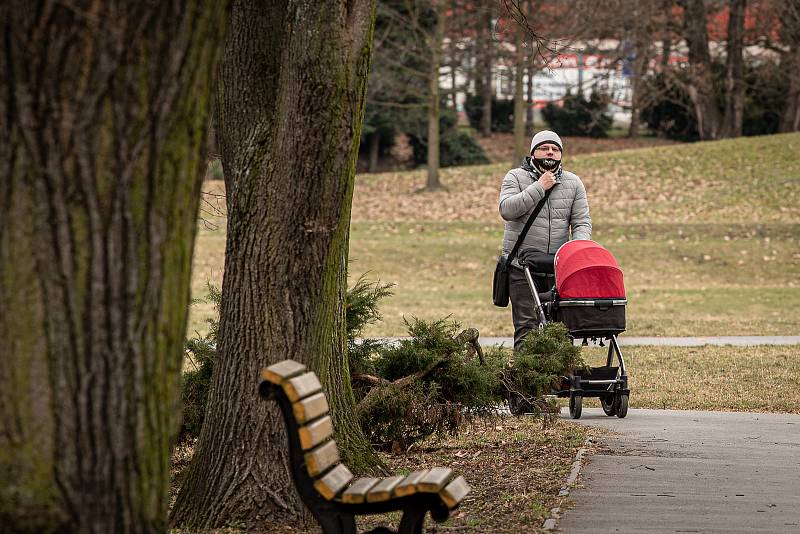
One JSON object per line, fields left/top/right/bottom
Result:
{"left": 542, "top": 440, "right": 591, "bottom": 531}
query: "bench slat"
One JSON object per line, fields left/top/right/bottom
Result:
{"left": 440, "top": 475, "right": 470, "bottom": 509}
{"left": 304, "top": 440, "right": 340, "bottom": 477}
{"left": 298, "top": 415, "right": 333, "bottom": 450}
{"left": 393, "top": 470, "right": 429, "bottom": 497}
{"left": 314, "top": 464, "right": 354, "bottom": 501}
{"left": 292, "top": 392, "right": 329, "bottom": 424}
{"left": 417, "top": 467, "right": 453, "bottom": 492}
{"left": 366, "top": 475, "right": 405, "bottom": 503}
{"left": 341, "top": 477, "right": 381, "bottom": 504}
{"left": 261, "top": 360, "right": 307, "bottom": 384}
{"left": 284, "top": 372, "right": 322, "bottom": 402}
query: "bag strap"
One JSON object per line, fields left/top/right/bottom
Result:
{"left": 508, "top": 188, "right": 552, "bottom": 262}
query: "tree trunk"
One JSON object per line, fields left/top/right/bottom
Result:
{"left": 722, "top": 0, "right": 746, "bottom": 138}
{"left": 526, "top": 64, "right": 535, "bottom": 134}
{"left": 661, "top": 0, "right": 673, "bottom": 68}
{"left": 628, "top": 74, "right": 642, "bottom": 137}
{"left": 450, "top": 18, "right": 459, "bottom": 111}
{"left": 628, "top": 30, "right": 652, "bottom": 138}
{"left": 781, "top": 42, "right": 800, "bottom": 132}
{"left": 513, "top": 29, "right": 527, "bottom": 164}
{"left": 524, "top": 0, "right": 535, "bottom": 135}
{"left": 0, "top": 2, "right": 225, "bottom": 531}
{"left": 426, "top": 2, "right": 445, "bottom": 190}
{"left": 480, "top": 2, "right": 493, "bottom": 137}
{"left": 368, "top": 131, "right": 380, "bottom": 173}
{"left": 170, "top": 1, "right": 381, "bottom": 529}
{"left": 683, "top": 0, "right": 723, "bottom": 140}
{"left": 780, "top": 5, "right": 800, "bottom": 132}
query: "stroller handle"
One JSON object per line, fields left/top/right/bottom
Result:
{"left": 522, "top": 265, "right": 549, "bottom": 327}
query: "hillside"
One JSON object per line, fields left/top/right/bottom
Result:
{"left": 351, "top": 132, "right": 800, "bottom": 225}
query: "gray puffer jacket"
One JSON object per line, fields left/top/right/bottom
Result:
{"left": 499, "top": 158, "right": 591, "bottom": 263}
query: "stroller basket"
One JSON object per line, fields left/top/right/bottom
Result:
{"left": 555, "top": 298, "right": 626, "bottom": 337}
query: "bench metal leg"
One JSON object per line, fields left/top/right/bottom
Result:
{"left": 397, "top": 506, "right": 427, "bottom": 534}
{"left": 317, "top": 511, "right": 356, "bottom": 534}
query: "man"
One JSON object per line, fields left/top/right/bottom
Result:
{"left": 499, "top": 130, "right": 592, "bottom": 351}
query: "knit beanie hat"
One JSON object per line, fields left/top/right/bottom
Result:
{"left": 530, "top": 130, "right": 563, "bottom": 154}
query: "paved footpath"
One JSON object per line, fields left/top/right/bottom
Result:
{"left": 558, "top": 409, "right": 800, "bottom": 533}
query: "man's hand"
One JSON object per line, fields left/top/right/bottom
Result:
{"left": 538, "top": 171, "right": 556, "bottom": 191}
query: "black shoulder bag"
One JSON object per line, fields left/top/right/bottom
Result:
{"left": 492, "top": 189, "right": 552, "bottom": 307}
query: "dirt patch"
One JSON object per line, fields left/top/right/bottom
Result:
{"left": 359, "top": 417, "right": 595, "bottom": 533}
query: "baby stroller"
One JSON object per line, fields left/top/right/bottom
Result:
{"left": 519, "top": 240, "right": 629, "bottom": 419}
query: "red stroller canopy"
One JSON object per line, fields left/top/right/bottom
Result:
{"left": 555, "top": 240, "right": 625, "bottom": 299}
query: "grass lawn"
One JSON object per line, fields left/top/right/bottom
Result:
{"left": 580, "top": 344, "right": 800, "bottom": 414}
{"left": 190, "top": 133, "right": 800, "bottom": 339}
{"left": 348, "top": 221, "right": 799, "bottom": 337}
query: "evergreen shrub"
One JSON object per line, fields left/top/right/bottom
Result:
{"left": 503, "top": 323, "right": 588, "bottom": 408}
{"left": 406, "top": 108, "right": 489, "bottom": 168}
{"left": 640, "top": 73, "right": 699, "bottom": 141}
{"left": 181, "top": 284, "right": 221, "bottom": 439}
{"left": 357, "top": 317, "right": 505, "bottom": 450}
{"left": 464, "top": 94, "right": 515, "bottom": 133}
{"left": 541, "top": 91, "right": 612, "bottom": 137}
{"left": 182, "top": 278, "right": 586, "bottom": 449}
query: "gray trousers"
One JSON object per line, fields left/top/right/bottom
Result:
{"left": 509, "top": 266, "right": 554, "bottom": 352}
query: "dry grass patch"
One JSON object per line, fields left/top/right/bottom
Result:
{"left": 352, "top": 133, "right": 800, "bottom": 224}
{"left": 359, "top": 418, "right": 594, "bottom": 533}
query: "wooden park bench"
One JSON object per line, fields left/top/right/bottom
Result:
{"left": 259, "top": 359, "right": 471, "bottom": 534}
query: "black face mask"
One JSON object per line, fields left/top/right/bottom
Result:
{"left": 533, "top": 156, "right": 561, "bottom": 172}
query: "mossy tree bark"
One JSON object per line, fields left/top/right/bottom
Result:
{"left": 0, "top": 1, "right": 226, "bottom": 531}
{"left": 170, "top": 0, "right": 380, "bottom": 529}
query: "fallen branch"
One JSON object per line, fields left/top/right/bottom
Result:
{"left": 356, "top": 357, "right": 446, "bottom": 417}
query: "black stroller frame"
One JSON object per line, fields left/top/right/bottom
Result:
{"left": 521, "top": 260, "right": 630, "bottom": 420}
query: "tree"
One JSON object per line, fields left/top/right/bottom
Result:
{"left": 621, "top": 0, "right": 662, "bottom": 137}
{"left": 780, "top": 0, "right": 800, "bottom": 132}
{"left": 170, "top": 1, "right": 380, "bottom": 529}
{"left": 426, "top": 1, "right": 447, "bottom": 190}
{"left": 479, "top": 1, "right": 495, "bottom": 137}
{"left": 513, "top": 23, "right": 528, "bottom": 163}
{"left": 722, "top": 0, "right": 747, "bottom": 138}
{"left": 681, "top": 0, "right": 724, "bottom": 140}
{"left": 0, "top": 1, "right": 226, "bottom": 531}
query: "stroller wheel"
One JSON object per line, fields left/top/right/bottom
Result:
{"left": 569, "top": 395, "right": 582, "bottom": 419}
{"left": 601, "top": 395, "right": 617, "bottom": 416}
{"left": 616, "top": 394, "right": 629, "bottom": 418}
